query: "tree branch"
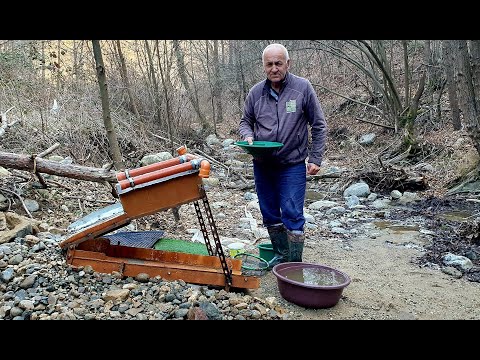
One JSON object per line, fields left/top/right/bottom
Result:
{"left": 312, "top": 82, "right": 385, "bottom": 116}
{"left": 355, "top": 116, "right": 395, "bottom": 130}
{"left": 0, "top": 188, "right": 33, "bottom": 218}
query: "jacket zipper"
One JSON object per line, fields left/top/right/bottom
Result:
{"left": 275, "top": 100, "right": 279, "bottom": 142}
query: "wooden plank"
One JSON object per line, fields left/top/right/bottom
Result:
{"left": 68, "top": 249, "right": 259, "bottom": 289}
{"left": 70, "top": 247, "right": 242, "bottom": 272}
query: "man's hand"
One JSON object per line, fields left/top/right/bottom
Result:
{"left": 307, "top": 163, "right": 320, "bottom": 175}
{"left": 245, "top": 136, "right": 253, "bottom": 145}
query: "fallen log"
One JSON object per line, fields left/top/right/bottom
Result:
{"left": 360, "top": 169, "right": 428, "bottom": 192}
{"left": 0, "top": 151, "right": 117, "bottom": 183}
{"left": 392, "top": 176, "right": 428, "bottom": 191}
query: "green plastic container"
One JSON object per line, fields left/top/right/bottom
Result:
{"left": 234, "top": 141, "right": 283, "bottom": 157}
{"left": 257, "top": 243, "right": 275, "bottom": 262}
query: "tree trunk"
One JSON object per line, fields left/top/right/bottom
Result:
{"left": 92, "top": 40, "right": 124, "bottom": 170}
{"left": 0, "top": 151, "right": 117, "bottom": 183}
{"left": 213, "top": 40, "right": 224, "bottom": 125}
{"left": 363, "top": 40, "right": 401, "bottom": 115}
{"left": 173, "top": 40, "right": 208, "bottom": 131}
{"left": 133, "top": 40, "right": 152, "bottom": 116}
{"left": 319, "top": 40, "right": 401, "bottom": 129}
{"left": 404, "top": 71, "right": 426, "bottom": 147}
{"left": 56, "top": 40, "right": 61, "bottom": 92}
{"left": 115, "top": 40, "right": 141, "bottom": 119}
{"left": 156, "top": 40, "right": 174, "bottom": 153}
{"left": 41, "top": 40, "right": 45, "bottom": 83}
{"left": 75, "top": 41, "right": 86, "bottom": 87}
{"left": 424, "top": 40, "right": 434, "bottom": 103}
{"left": 145, "top": 40, "right": 163, "bottom": 126}
{"left": 442, "top": 40, "right": 462, "bottom": 130}
{"left": 234, "top": 41, "right": 247, "bottom": 117}
{"left": 205, "top": 41, "right": 217, "bottom": 134}
{"left": 454, "top": 40, "right": 480, "bottom": 154}
{"left": 402, "top": 40, "right": 410, "bottom": 108}
{"left": 73, "top": 40, "right": 78, "bottom": 86}
{"left": 469, "top": 40, "right": 480, "bottom": 113}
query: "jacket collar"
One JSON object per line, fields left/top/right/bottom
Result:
{"left": 263, "top": 71, "right": 290, "bottom": 95}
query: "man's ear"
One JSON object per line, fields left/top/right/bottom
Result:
{"left": 286, "top": 59, "right": 291, "bottom": 70}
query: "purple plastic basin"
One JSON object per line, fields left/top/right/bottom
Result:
{"left": 272, "top": 262, "right": 351, "bottom": 309}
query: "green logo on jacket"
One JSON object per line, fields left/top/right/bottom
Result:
{"left": 286, "top": 99, "right": 296, "bottom": 113}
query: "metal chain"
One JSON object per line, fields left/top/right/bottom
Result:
{"left": 199, "top": 186, "right": 232, "bottom": 288}
{"left": 193, "top": 200, "right": 214, "bottom": 256}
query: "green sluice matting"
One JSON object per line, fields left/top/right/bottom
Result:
{"left": 153, "top": 238, "right": 209, "bottom": 255}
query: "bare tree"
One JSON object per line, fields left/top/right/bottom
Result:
{"left": 402, "top": 40, "right": 410, "bottom": 108}
{"left": 453, "top": 40, "right": 480, "bottom": 154}
{"left": 145, "top": 40, "right": 163, "bottom": 126}
{"left": 114, "top": 40, "right": 141, "bottom": 119}
{"left": 234, "top": 41, "right": 248, "bottom": 117}
{"left": 404, "top": 71, "right": 426, "bottom": 146}
{"left": 155, "top": 40, "right": 174, "bottom": 153}
{"left": 92, "top": 40, "right": 124, "bottom": 170}
{"left": 212, "top": 40, "right": 224, "bottom": 126}
{"left": 424, "top": 40, "right": 434, "bottom": 104}
{"left": 173, "top": 40, "right": 209, "bottom": 131}
{"left": 72, "top": 40, "right": 87, "bottom": 88}
{"left": 310, "top": 40, "right": 403, "bottom": 129}
{"left": 205, "top": 41, "right": 217, "bottom": 134}
{"left": 56, "top": 40, "right": 61, "bottom": 92}
{"left": 41, "top": 40, "right": 46, "bottom": 83}
{"left": 442, "top": 40, "right": 462, "bottom": 130}
{"left": 469, "top": 40, "right": 480, "bottom": 112}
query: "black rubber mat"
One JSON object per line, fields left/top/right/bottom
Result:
{"left": 100, "top": 230, "right": 165, "bottom": 248}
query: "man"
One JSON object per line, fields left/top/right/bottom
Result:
{"left": 239, "top": 43, "right": 327, "bottom": 267}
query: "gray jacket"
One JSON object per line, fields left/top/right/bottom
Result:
{"left": 239, "top": 72, "right": 327, "bottom": 166}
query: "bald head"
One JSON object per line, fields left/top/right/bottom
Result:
{"left": 262, "top": 43, "right": 289, "bottom": 64}
{"left": 262, "top": 43, "right": 290, "bottom": 91}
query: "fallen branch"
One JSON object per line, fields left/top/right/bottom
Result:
{"left": 312, "top": 83, "right": 385, "bottom": 117}
{"left": 0, "top": 188, "right": 33, "bottom": 218}
{"left": 11, "top": 170, "right": 31, "bottom": 181}
{"left": 0, "top": 151, "right": 117, "bottom": 183}
{"left": 36, "top": 143, "right": 60, "bottom": 158}
{"left": 148, "top": 131, "right": 176, "bottom": 144}
{"left": 445, "top": 166, "right": 480, "bottom": 197}
{"left": 32, "top": 143, "right": 61, "bottom": 188}
{"left": 355, "top": 116, "right": 395, "bottom": 130}
{"left": 234, "top": 172, "right": 249, "bottom": 184}
{"left": 226, "top": 182, "right": 255, "bottom": 191}
{"left": 466, "top": 199, "right": 480, "bottom": 203}
{"left": 192, "top": 148, "right": 228, "bottom": 171}
{"left": 64, "top": 195, "right": 115, "bottom": 204}
{"left": 307, "top": 172, "right": 342, "bottom": 181}
{"left": 46, "top": 179, "right": 72, "bottom": 190}
{"left": 147, "top": 130, "right": 185, "bottom": 149}
{"left": 360, "top": 167, "right": 428, "bottom": 192}
{"left": 384, "top": 145, "right": 412, "bottom": 165}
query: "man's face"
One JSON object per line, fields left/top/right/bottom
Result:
{"left": 263, "top": 48, "right": 290, "bottom": 85}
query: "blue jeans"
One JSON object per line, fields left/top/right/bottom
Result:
{"left": 253, "top": 161, "right": 306, "bottom": 232}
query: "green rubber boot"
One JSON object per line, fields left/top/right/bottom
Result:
{"left": 266, "top": 224, "right": 289, "bottom": 269}
{"left": 287, "top": 231, "right": 305, "bottom": 262}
